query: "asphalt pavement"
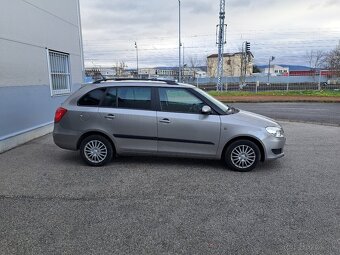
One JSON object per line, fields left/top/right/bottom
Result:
{"left": 0, "top": 122, "right": 339, "bottom": 254}
{"left": 230, "top": 102, "right": 340, "bottom": 126}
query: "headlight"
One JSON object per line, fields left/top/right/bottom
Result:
{"left": 266, "top": 126, "right": 284, "bottom": 138}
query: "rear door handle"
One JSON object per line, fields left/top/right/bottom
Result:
{"left": 159, "top": 118, "right": 171, "bottom": 124}
{"left": 105, "top": 114, "right": 115, "bottom": 120}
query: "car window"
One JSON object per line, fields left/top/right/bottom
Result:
{"left": 78, "top": 88, "right": 106, "bottom": 106}
{"left": 159, "top": 88, "right": 204, "bottom": 114}
{"left": 117, "top": 87, "right": 152, "bottom": 110}
{"left": 193, "top": 87, "right": 230, "bottom": 112}
{"left": 102, "top": 87, "right": 117, "bottom": 108}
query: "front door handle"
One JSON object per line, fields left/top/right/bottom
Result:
{"left": 159, "top": 118, "right": 171, "bottom": 124}
{"left": 105, "top": 114, "right": 115, "bottom": 120}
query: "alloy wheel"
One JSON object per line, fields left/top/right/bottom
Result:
{"left": 84, "top": 140, "right": 108, "bottom": 164}
{"left": 230, "top": 145, "right": 256, "bottom": 169}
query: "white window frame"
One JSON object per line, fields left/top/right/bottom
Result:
{"left": 47, "top": 49, "right": 71, "bottom": 96}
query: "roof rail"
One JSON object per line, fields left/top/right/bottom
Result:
{"left": 92, "top": 78, "right": 178, "bottom": 85}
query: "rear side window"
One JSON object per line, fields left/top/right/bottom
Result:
{"left": 102, "top": 88, "right": 117, "bottom": 108}
{"left": 78, "top": 88, "right": 105, "bottom": 106}
{"left": 117, "top": 87, "right": 151, "bottom": 110}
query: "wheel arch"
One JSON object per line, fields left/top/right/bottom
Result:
{"left": 77, "top": 130, "right": 116, "bottom": 153}
{"left": 221, "top": 136, "right": 265, "bottom": 162}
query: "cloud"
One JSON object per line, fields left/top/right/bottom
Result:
{"left": 79, "top": 0, "right": 340, "bottom": 67}
{"left": 229, "top": 0, "right": 251, "bottom": 8}
{"left": 182, "top": 0, "right": 215, "bottom": 14}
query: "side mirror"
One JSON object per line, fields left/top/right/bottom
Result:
{"left": 201, "top": 105, "right": 212, "bottom": 114}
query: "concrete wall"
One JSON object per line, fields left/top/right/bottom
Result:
{"left": 0, "top": 0, "right": 83, "bottom": 153}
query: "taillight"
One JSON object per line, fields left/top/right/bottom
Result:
{"left": 54, "top": 107, "right": 67, "bottom": 123}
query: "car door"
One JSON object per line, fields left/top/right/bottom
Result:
{"left": 156, "top": 87, "right": 221, "bottom": 157}
{"left": 98, "top": 86, "right": 157, "bottom": 154}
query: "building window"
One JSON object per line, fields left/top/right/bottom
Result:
{"left": 48, "top": 50, "right": 71, "bottom": 96}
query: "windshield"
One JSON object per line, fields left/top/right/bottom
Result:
{"left": 194, "top": 88, "right": 230, "bottom": 112}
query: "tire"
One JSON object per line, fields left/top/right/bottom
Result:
{"left": 224, "top": 140, "right": 260, "bottom": 172}
{"left": 80, "top": 135, "right": 113, "bottom": 166}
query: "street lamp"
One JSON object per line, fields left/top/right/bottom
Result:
{"left": 178, "top": 0, "right": 182, "bottom": 82}
{"left": 135, "top": 41, "right": 139, "bottom": 78}
{"left": 267, "top": 56, "right": 275, "bottom": 85}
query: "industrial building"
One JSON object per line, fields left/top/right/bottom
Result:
{"left": 207, "top": 52, "right": 254, "bottom": 77}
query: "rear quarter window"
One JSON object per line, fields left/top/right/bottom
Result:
{"left": 78, "top": 88, "right": 106, "bottom": 106}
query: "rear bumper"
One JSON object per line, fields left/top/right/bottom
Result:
{"left": 53, "top": 127, "right": 80, "bottom": 151}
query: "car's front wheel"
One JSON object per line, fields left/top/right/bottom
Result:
{"left": 80, "top": 135, "right": 113, "bottom": 166}
{"left": 224, "top": 140, "right": 260, "bottom": 172}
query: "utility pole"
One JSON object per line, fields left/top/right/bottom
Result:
{"left": 241, "top": 41, "right": 250, "bottom": 87}
{"left": 318, "top": 69, "right": 322, "bottom": 90}
{"left": 267, "top": 56, "right": 275, "bottom": 85}
{"left": 135, "top": 42, "right": 139, "bottom": 78}
{"left": 178, "top": 0, "right": 182, "bottom": 82}
{"left": 182, "top": 43, "right": 185, "bottom": 67}
{"left": 183, "top": 43, "right": 185, "bottom": 82}
{"left": 240, "top": 41, "right": 245, "bottom": 87}
{"left": 216, "top": 0, "right": 227, "bottom": 91}
{"left": 245, "top": 41, "right": 250, "bottom": 76}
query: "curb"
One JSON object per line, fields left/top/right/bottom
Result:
{"left": 219, "top": 100, "right": 340, "bottom": 103}
{"left": 276, "top": 119, "right": 340, "bottom": 127}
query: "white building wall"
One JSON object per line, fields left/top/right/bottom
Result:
{"left": 264, "top": 65, "right": 289, "bottom": 76}
{"left": 0, "top": 0, "right": 83, "bottom": 152}
{"left": 0, "top": 0, "right": 83, "bottom": 87}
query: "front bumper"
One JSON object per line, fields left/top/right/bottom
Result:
{"left": 262, "top": 135, "right": 286, "bottom": 160}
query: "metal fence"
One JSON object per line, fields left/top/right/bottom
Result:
{"left": 187, "top": 75, "right": 340, "bottom": 92}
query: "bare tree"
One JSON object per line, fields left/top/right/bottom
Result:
{"left": 187, "top": 55, "right": 205, "bottom": 82}
{"left": 188, "top": 55, "right": 203, "bottom": 69}
{"left": 203, "top": 54, "right": 209, "bottom": 68}
{"left": 305, "top": 50, "right": 325, "bottom": 70}
{"left": 114, "top": 61, "right": 127, "bottom": 77}
{"left": 325, "top": 45, "right": 340, "bottom": 77}
{"left": 305, "top": 50, "right": 326, "bottom": 81}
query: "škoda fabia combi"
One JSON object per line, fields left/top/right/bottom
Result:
{"left": 53, "top": 79, "right": 285, "bottom": 172}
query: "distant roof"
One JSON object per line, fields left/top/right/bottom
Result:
{"left": 207, "top": 52, "right": 254, "bottom": 58}
{"left": 198, "top": 66, "right": 208, "bottom": 72}
{"left": 257, "top": 64, "right": 313, "bottom": 71}
{"left": 280, "top": 64, "right": 314, "bottom": 71}
{"left": 154, "top": 66, "right": 178, "bottom": 70}
{"left": 154, "top": 66, "right": 207, "bottom": 71}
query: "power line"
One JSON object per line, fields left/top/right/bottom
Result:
{"left": 83, "top": 28, "right": 340, "bottom": 42}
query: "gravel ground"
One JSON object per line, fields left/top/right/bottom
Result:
{"left": 0, "top": 121, "right": 339, "bottom": 255}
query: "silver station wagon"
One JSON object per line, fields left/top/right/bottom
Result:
{"left": 53, "top": 79, "right": 285, "bottom": 171}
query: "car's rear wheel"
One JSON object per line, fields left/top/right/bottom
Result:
{"left": 224, "top": 140, "right": 260, "bottom": 172}
{"left": 80, "top": 135, "right": 113, "bottom": 166}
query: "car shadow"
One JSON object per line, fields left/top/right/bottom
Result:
{"left": 114, "top": 155, "right": 224, "bottom": 168}
{"left": 57, "top": 151, "right": 284, "bottom": 173}
{"left": 57, "top": 150, "right": 83, "bottom": 164}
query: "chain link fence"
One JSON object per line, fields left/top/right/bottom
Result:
{"left": 189, "top": 75, "right": 340, "bottom": 92}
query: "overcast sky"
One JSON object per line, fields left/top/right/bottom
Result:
{"left": 80, "top": 0, "right": 340, "bottom": 68}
